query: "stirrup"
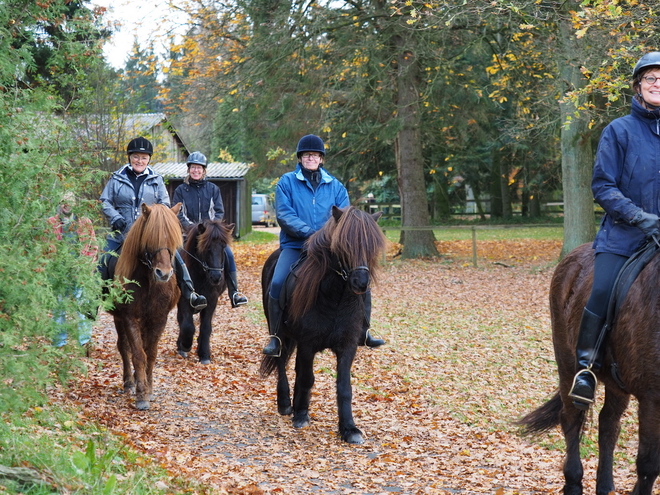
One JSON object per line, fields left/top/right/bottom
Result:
{"left": 568, "top": 368, "right": 597, "bottom": 407}
{"left": 231, "top": 291, "right": 248, "bottom": 307}
{"left": 263, "top": 335, "right": 282, "bottom": 358}
{"left": 190, "top": 292, "right": 207, "bottom": 312}
{"left": 364, "top": 330, "right": 385, "bottom": 348}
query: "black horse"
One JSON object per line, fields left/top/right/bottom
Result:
{"left": 518, "top": 242, "right": 660, "bottom": 495}
{"left": 260, "top": 206, "right": 386, "bottom": 444}
{"left": 176, "top": 220, "right": 234, "bottom": 364}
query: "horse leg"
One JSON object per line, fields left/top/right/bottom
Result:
{"left": 140, "top": 318, "right": 167, "bottom": 408}
{"left": 126, "top": 321, "right": 150, "bottom": 410}
{"left": 292, "top": 346, "right": 315, "bottom": 428}
{"left": 114, "top": 318, "right": 135, "bottom": 394}
{"left": 196, "top": 299, "right": 217, "bottom": 365}
{"left": 176, "top": 302, "right": 195, "bottom": 357}
{"left": 596, "top": 386, "right": 629, "bottom": 495}
{"left": 336, "top": 347, "right": 363, "bottom": 444}
{"left": 275, "top": 351, "right": 292, "bottom": 416}
{"left": 631, "top": 398, "right": 660, "bottom": 495}
{"left": 560, "top": 400, "right": 587, "bottom": 495}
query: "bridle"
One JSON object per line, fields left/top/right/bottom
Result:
{"left": 181, "top": 247, "right": 225, "bottom": 274}
{"left": 140, "top": 247, "right": 174, "bottom": 269}
{"left": 332, "top": 258, "right": 370, "bottom": 282}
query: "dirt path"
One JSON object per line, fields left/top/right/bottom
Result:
{"left": 55, "top": 239, "right": 640, "bottom": 494}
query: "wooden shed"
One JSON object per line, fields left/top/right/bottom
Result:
{"left": 151, "top": 162, "right": 252, "bottom": 238}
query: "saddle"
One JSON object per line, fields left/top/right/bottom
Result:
{"left": 606, "top": 237, "right": 660, "bottom": 389}
{"left": 276, "top": 250, "right": 308, "bottom": 310}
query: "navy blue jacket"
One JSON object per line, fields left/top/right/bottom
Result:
{"left": 275, "top": 164, "right": 350, "bottom": 249}
{"left": 172, "top": 179, "right": 224, "bottom": 230}
{"left": 592, "top": 98, "right": 660, "bottom": 257}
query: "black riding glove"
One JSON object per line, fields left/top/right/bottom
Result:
{"left": 112, "top": 218, "right": 127, "bottom": 233}
{"left": 632, "top": 210, "right": 660, "bottom": 237}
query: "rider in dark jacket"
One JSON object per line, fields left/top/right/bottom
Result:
{"left": 98, "top": 137, "right": 207, "bottom": 313}
{"left": 173, "top": 152, "right": 247, "bottom": 308}
{"left": 568, "top": 52, "right": 660, "bottom": 410}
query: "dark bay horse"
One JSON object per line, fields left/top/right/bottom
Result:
{"left": 176, "top": 220, "right": 234, "bottom": 364}
{"left": 109, "top": 203, "right": 183, "bottom": 410}
{"left": 260, "top": 205, "right": 386, "bottom": 444}
{"left": 519, "top": 242, "right": 660, "bottom": 495}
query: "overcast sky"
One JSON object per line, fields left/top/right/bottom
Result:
{"left": 91, "top": 0, "right": 189, "bottom": 69}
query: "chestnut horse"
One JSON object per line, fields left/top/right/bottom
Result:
{"left": 519, "top": 241, "right": 660, "bottom": 495}
{"left": 260, "top": 206, "right": 386, "bottom": 444}
{"left": 109, "top": 203, "right": 183, "bottom": 410}
{"left": 176, "top": 220, "right": 234, "bottom": 364}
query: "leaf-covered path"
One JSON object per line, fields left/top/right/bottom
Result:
{"left": 55, "top": 238, "right": 641, "bottom": 494}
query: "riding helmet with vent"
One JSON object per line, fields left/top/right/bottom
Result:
{"left": 126, "top": 137, "right": 153, "bottom": 156}
{"left": 633, "top": 52, "right": 660, "bottom": 79}
{"left": 186, "top": 151, "right": 208, "bottom": 168}
{"left": 296, "top": 134, "right": 325, "bottom": 158}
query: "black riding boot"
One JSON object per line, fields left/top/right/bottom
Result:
{"left": 568, "top": 307, "right": 607, "bottom": 410}
{"left": 360, "top": 291, "right": 385, "bottom": 348}
{"left": 174, "top": 251, "right": 207, "bottom": 314}
{"left": 263, "top": 295, "right": 283, "bottom": 357}
{"left": 227, "top": 271, "right": 248, "bottom": 308}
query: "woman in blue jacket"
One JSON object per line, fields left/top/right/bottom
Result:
{"left": 569, "top": 52, "right": 660, "bottom": 410}
{"left": 172, "top": 151, "right": 247, "bottom": 308}
{"left": 262, "top": 135, "right": 385, "bottom": 356}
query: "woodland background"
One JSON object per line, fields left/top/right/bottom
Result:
{"left": 0, "top": 1, "right": 658, "bottom": 493}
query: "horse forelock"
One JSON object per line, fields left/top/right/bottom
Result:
{"left": 115, "top": 205, "right": 183, "bottom": 281}
{"left": 197, "top": 221, "right": 232, "bottom": 254}
{"left": 289, "top": 206, "right": 386, "bottom": 320}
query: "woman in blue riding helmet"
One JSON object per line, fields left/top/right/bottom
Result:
{"left": 98, "top": 137, "right": 207, "bottom": 313}
{"left": 568, "top": 52, "right": 660, "bottom": 410}
{"left": 172, "top": 151, "right": 248, "bottom": 308}
{"left": 262, "top": 134, "right": 385, "bottom": 356}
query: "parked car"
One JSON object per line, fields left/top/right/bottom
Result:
{"left": 252, "top": 194, "right": 276, "bottom": 227}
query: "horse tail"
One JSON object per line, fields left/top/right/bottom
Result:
{"left": 515, "top": 390, "right": 563, "bottom": 435}
{"left": 259, "top": 341, "right": 296, "bottom": 378}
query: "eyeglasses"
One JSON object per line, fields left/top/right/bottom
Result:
{"left": 642, "top": 75, "right": 660, "bottom": 85}
{"left": 301, "top": 153, "right": 322, "bottom": 160}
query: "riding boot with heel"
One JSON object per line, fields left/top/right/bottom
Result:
{"left": 227, "top": 271, "right": 248, "bottom": 308}
{"left": 263, "top": 295, "right": 283, "bottom": 357}
{"left": 360, "top": 291, "right": 385, "bottom": 348}
{"left": 174, "top": 251, "right": 207, "bottom": 314}
{"left": 568, "top": 307, "right": 607, "bottom": 410}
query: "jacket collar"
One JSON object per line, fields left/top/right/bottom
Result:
{"left": 294, "top": 163, "right": 332, "bottom": 183}
{"left": 632, "top": 96, "right": 660, "bottom": 120}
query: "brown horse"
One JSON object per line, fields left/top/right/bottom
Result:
{"left": 518, "top": 241, "right": 660, "bottom": 495}
{"left": 110, "top": 203, "right": 183, "bottom": 410}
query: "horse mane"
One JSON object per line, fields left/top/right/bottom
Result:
{"left": 185, "top": 220, "right": 233, "bottom": 255}
{"left": 115, "top": 204, "right": 183, "bottom": 281}
{"left": 289, "top": 206, "right": 387, "bottom": 320}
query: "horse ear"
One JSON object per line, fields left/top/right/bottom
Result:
{"left": 197, "top": 222, "right": 206, "bottom": 234}
{"left": 171, "top": 202, "right": 182, "bottom": 215}
{"left": 332, "top": 205, "right": 344, "bottom": 222}
{"left": 372, "top": 211, "right": 383, "bottom": 222}
{"left": 227, "top": 223, "right": 236, "bottom": 234}
{"left": 141, "top": 203, "right": 151, "bottom": 216}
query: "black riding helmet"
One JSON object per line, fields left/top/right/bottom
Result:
{"left": 296, "top": 135, "right": 325, "bottom": 158}
{"left": 127, "top": 137, "right": 153, "bottom": 156}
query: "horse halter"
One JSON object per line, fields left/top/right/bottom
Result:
{"left": 140, "top": 247, "right": 174, "bottom": 269}
{"left": 181, "top": 247, "right": 225, "bottom": 273}
{"left": 332, "top": 258, "right": 370, "bottom": 282}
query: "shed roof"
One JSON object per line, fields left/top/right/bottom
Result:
{"left": 152, "top": 162, "right": 251, "bottom": 179}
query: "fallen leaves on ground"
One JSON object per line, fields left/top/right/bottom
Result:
{"left": 50, "top": 238, "right": 641, "bottom": 494}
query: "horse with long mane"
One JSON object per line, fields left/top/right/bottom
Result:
{"left": 260, "top": 205, "right": 386, "bottom": 444}
{"left": 518, "top": 241, "right": 660, "bottom": 495}
{"left": 109, "top": 203, "right": 183, "bottom": 410}
{"left": 176, "top": 219, "right": 234, "bottom": 364}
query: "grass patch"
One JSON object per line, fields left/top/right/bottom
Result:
{"left": 384, "top": 225, "right": 564, "bottom": 243}
{"left": 0, "top": 406, "right": 206, "bottom": 494}
{"left": 237, "top": 229, "right": 278, "bottom": 244}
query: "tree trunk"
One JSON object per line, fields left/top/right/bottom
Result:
{"left": 556, "top": 3, "right": 596, "bottom": 257}
{"left": 393, "top": 33, "right": 438, "bottom": 259}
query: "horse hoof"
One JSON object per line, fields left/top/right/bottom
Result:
{"left": 177, "top": 350, "right": 188, "bottom": 358}
{"left": 135, "top": 400, "right": 150, "bottom": 410}
{"left": 342, "top": 431, "right": 365, "bottom": 444}
{"left": 292, "top": 414, "right": 310, "bottom": 428}
{"left": 199, "top": 358, "right": 211, "bottom": 365}
{"left": 278, "top": 405, "right": 293, "bottom": 416}
{"left": 123, "top": 385, "right": 135, "bottom": 395}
